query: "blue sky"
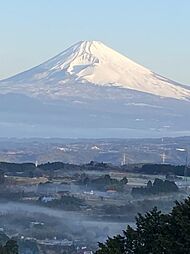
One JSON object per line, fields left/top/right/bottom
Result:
{"left": 0, "top": 0, "right": 190, "bottom": 84}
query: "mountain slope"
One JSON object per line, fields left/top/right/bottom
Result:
{"left": 1, "top": 40, "right": 190, "bottom": 100}
{"left": 0, "top": 40, "right": 190, "bottom": 138}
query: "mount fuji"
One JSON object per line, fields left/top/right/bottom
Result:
{"left": 1, "top": 40, "right": 190, "bottom": 138}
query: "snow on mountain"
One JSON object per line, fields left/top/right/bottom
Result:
{"left": 1, "top": 40, "right": 190, "bottom": 100}
{"left": 1, "top": 40, "right": 190, "bottom": 138}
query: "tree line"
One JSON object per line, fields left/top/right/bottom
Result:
{"left": 131, "top": 178, "right": 179, "bottom": 196}
{"left": 96, "top": 196, "right": 190, "bottom": 254}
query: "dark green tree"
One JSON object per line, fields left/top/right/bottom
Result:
{"left": 146, "top": 180, "right": 152, "bottom": 189}
{"left": 96, "top": 197, "right": 190, "bottom": 254}
{"left": 97, "top": 235, "right": 125, "bottom": 254}
{"left": 120, "top": 177, "right": 128, "bottom": 185}
{"left": 165, "top": 198, "right": 190, "bottom": 253}
{"left": 0, "top": 240, "right": 18, "bottom": 254}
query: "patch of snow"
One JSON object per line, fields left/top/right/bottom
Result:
{"left": 91, "top": 145, "right": 101, "bottom": 150}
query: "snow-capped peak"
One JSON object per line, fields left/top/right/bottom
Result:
{"left": 1, "top": 40, "right": 190, "bottom": 100}
{"left": 42, "top": 40, "right": 150, "bottom": 78}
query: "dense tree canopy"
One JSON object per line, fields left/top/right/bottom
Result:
{"left": 96, "top": 197, "right": 190, "bottom": 254}
{"left": 78, "top": 174, "right": 128, "bottom": 191}
{"left": 131, "top": 178, "right": 178, "bottom": 196}
{"left": 0, "top": 240, "right": 18, "bottom": 254}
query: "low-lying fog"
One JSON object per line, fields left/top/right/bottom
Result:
{"left": 0, "top": 201, "right": 129, "bottom": 243}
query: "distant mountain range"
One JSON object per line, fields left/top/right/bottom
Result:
{"left": 0, "top": 40, "right": 190, "bottom": 138}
